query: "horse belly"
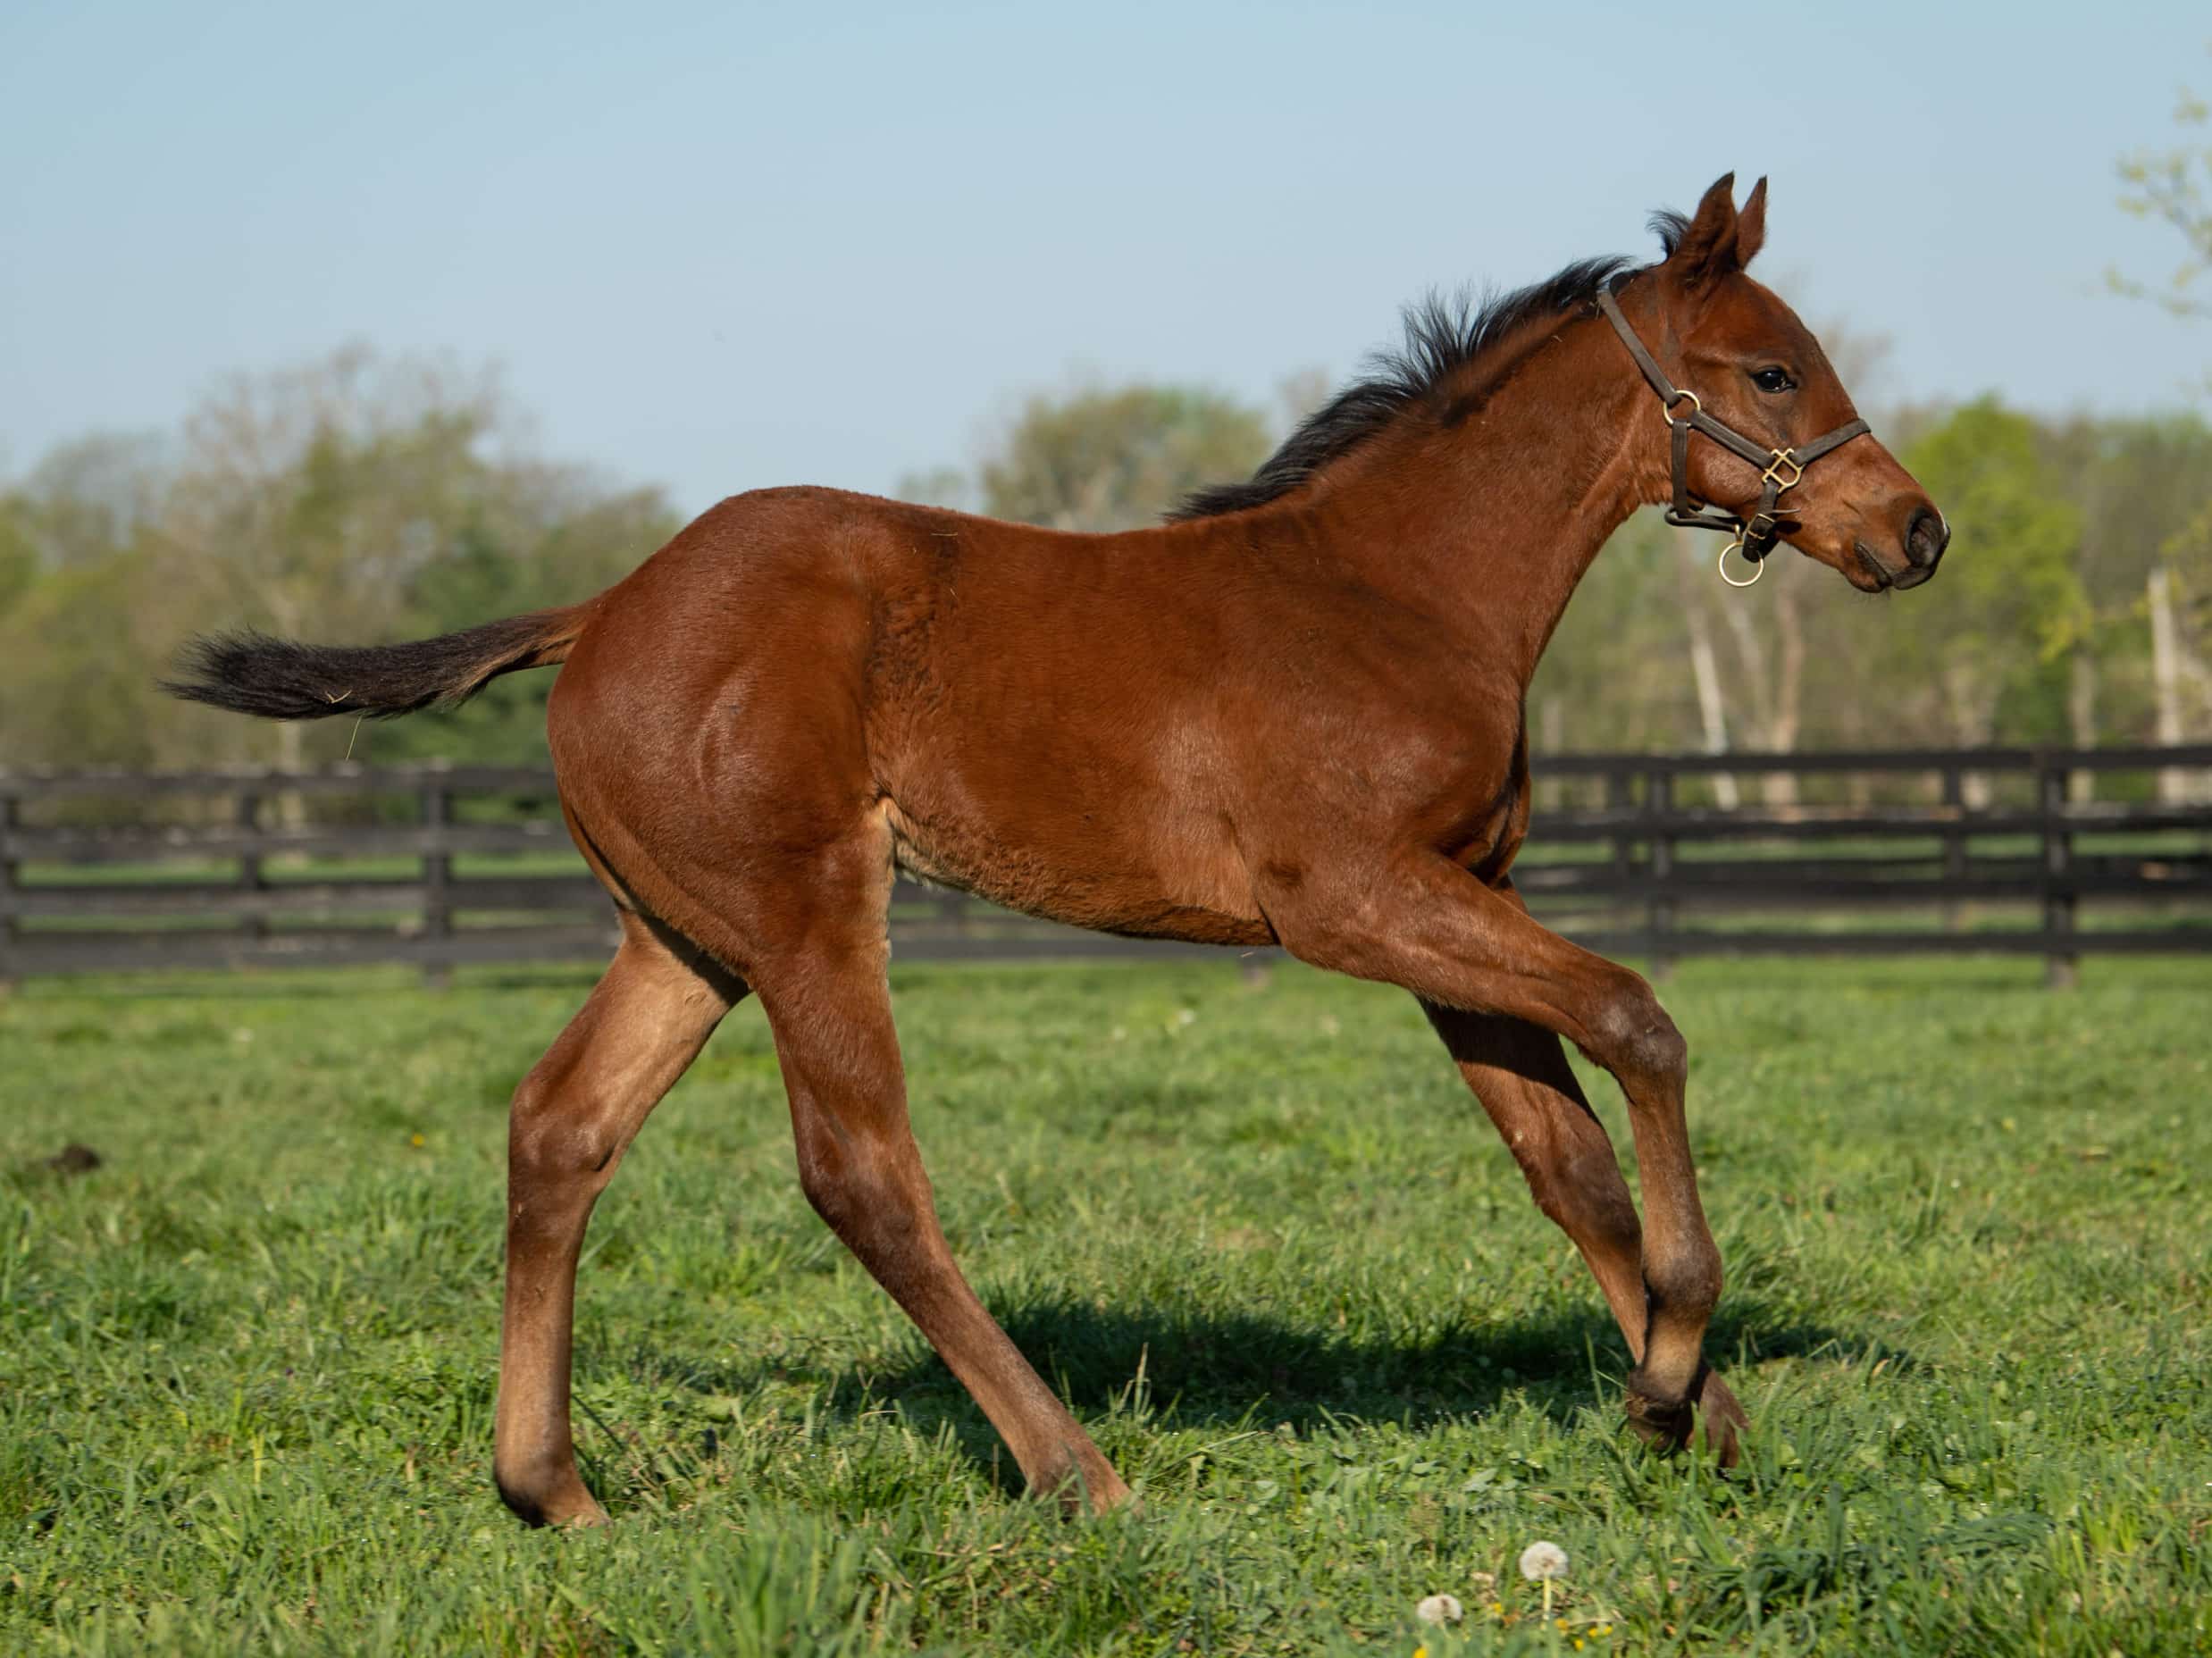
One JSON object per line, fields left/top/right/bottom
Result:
{"left": 880, "top": 796, "right": 1275, "bottom": 948}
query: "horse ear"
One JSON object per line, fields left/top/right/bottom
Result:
{"left": 1734, "top": 176, "right": 1768, "bottom": 267}
{"left": 1665, "top": 172, "right": 1741, "bottom": 288}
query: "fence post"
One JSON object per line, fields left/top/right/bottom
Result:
{"left": 1607, "top": 765, "right": 1634, "bottom": 883}
{"left": 0, "top": 794, "right": 16, "bottom": 994}
{"left": 2040, "top": 758, "right": 2077, "bottom": 990}
{"left": 1940, "top": 765, "right": 1965, "bottom": 933}
{"left": 423, "top": 778, "right": 453, "bottom": 988}
{"left": 238, "top": 789, "right": 266, "bottom": 944}
{"left": 1647, "top": 764, "right": 1676, "bottom": 981}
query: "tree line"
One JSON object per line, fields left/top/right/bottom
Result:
{"left": 4, "top": 346, "right": 2207, "bottom": 778}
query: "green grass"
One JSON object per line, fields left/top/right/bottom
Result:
{"left": 3, "top": 956, "right": 2208, "bottom": 1655}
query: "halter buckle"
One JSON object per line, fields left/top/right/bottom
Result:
{"left": 1760, "top": 448, "right": 1804, "bottom": 491}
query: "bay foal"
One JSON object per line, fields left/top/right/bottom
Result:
{"left": 171, "top": 175, "right": 1948, "bottom": 1524}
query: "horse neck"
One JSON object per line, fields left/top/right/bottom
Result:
{"left": 1303, "top": 313, "right": 1664, "bottom": 687}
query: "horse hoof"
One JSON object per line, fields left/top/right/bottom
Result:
{"left": 497, "top": 1471, "right": 611, "bottom": 1529}
{"left": 1037, "top": 1460, "right": 1138, "bottom": 1518}
{"left": 1697, "top": 1369, "right": 1748, "bottom": 1469}
{"left": 1623, "top": 1365, "right": 1747, "bottom": 1469}
{"left": 1621, "top": 1382, "right": 1696, "bottom": 1452}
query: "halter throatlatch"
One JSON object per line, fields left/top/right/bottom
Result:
{"left": 1595, "top": 272, "right": 1871, "bottom": 586}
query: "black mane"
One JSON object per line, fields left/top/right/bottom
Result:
{"left": 1170, "top": 252, "right": 1647, "bottom": 522}
{"left": 1648, "top": 208, "right": 1691, "bottom": 256}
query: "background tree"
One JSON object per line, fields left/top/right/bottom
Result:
{"left": 1529, "top": 512, "right": 1694, "bottom": 758}
{"left": 2108, "top": 64, "right": 2212, "bottom": 788}
{"left": 1869, "top": 400, "right": 2087, "bottom": 766}
{"left": 0, "top": 348, "right": 677, "bottom": 774}
{"left": 2111, "top": 65, "right": 2212, "bottom": 330}
{"left": 976, "top": 383, "right": 1271, "bottom": 531}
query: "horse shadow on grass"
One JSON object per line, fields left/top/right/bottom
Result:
{"left": 638, "top": 1288, "right": 1917, "bottom": 1494}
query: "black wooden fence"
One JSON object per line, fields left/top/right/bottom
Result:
{"left": 4, "top": 744, "right": 2209, "bottom": 985}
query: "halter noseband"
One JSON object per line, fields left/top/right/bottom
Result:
{"left": 1595, "top": 272, "right": 1870, "bottom": 586}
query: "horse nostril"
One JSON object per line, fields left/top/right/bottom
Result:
{"left": 1906, "top": 507, "right": 1948, "bottom": 569}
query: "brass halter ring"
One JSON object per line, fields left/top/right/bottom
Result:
{"left": 1717, "top": 530, "right": 1764, "bottom": 587}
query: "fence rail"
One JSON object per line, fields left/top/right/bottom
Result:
{"left": 4, "top": 745, "right": 2210, "bottom": 985}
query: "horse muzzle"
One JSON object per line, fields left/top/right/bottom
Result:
{"left": 1856, "top": 507, "right": 1948, "bottom": 591}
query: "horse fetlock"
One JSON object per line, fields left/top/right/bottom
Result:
{"left": 1646, "top": 1244, "right": 1723, "bottom": 1323}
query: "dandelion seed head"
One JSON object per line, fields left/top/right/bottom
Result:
{"left": 1520, "top": 1540, "right": 1569, "bottom": 1580}
{"left": 1415, "top": 1594, "right": 1463, "bottom": 1625}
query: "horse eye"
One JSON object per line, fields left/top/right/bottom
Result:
{"left": 1752, "top": 367, "right": 1796, "bottom": 394}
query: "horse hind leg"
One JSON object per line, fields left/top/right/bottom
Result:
{"left": 741, "top": 848, "right": 1132, "bottom": 1512}
{"left": 493, "top": 910, "right": 742, "bottom": 1527}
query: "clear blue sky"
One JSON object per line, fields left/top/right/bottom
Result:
{"left": 4, "top": 1, "right": 2206, "bottom": 516}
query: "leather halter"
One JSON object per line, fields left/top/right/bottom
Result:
{"left": 1596, "top": 272, "right": 1870, "bottom": 583}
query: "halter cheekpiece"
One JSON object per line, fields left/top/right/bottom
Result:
{"left": 1595, "top": 272, "right": 1871, "bottom": 585}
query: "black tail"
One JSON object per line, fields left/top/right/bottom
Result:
{"left": 163, "top": 606, "right": 589, "bottom": 721}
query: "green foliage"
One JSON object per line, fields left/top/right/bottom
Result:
{"left": 1906, "top": 402, "right": 2086, "bottom": 648}
{"left": 2112, "top": 64, "right": 2212, "bottom": 322}
{"left": 0, "top": 351, "right": 676, "bottom": 773}
{"left": 2, "top": 956, "right": 2208, "bottom": 1654}
{"left": 1530, "top": 513, "right": 1697, "bottom": 753}
{"left": 1881, "top": 399, "right": 2088, "bottom": 742}
{"left": 0, "top": 499, "right": 38, "bottom": 618}
{"left": 0, "top": 553, "right": 177, "bottom": 767}
{"left": 977, "top": 383, "right": 1273, "bottom": 531}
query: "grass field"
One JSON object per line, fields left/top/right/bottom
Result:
{"left": 4, "top": 954, "right": 2208, "bottom": 1654}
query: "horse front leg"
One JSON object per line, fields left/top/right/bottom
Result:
{"left": 1420, "top": 994, "right": 1746, "bottom": 1462}
{"left": 1267, "top": 854, "right": 1739, "bottom": 1460}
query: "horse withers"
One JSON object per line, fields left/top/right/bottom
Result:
{"left": 168, "top": 174, "right": 1947, "bottom": 1525}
